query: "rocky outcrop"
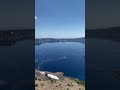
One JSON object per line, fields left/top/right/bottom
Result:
{"left": 35, "top": 69, "right": 64, "bottom": 81}
{"left": 35, "top": 70, "right": 85, "bottom": 90}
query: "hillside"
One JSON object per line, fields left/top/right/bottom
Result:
{"left": 35, "top": 70, "right": 85, "bottom": 90}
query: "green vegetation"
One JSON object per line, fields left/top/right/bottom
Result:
{"left": 67, "top": 83, "right": 71, "bottom": 87}
{"left": 73, "top": 79, "right": 85, "bottom": 86}
{"left": 40, "top": 83, "right": 44, "bottom": 86}
{"left": 35, "top": 84, "right": 38, "bottom": 87}
{"left": 38, "top": 78, "right": 41, "bottom": 81}
{"left": 59, "top": 84, "right": 61, "bottom": 86}
{"left": 70, "top": 82, "right": 73, "bottom": 86}
{"left": 35, "top": 70, "right": 85, "bottom": 90}
{"left": 50, "top": 79, "right": 56, "bottom": 83}
{"left": 67, "top": 82, "right": 74, "bottom": 87}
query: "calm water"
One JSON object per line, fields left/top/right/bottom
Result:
{"left": 35, "top": 42, "right": 85, "bottom": 80}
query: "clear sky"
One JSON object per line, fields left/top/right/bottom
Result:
{"left": 35, "top": 0, "right": 85, "bottom": 38}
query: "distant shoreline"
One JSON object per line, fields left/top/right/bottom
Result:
{"left": 35, "top": 37, "right": 85, "bottom": 45}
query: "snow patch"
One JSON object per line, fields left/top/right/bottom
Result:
{"left": 40, "top": 72, "right": 45, "bottom": 74}
{"left": 47, "top": 74, "right": 59, "bottom": 80}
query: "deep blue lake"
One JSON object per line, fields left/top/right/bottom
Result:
{"left": 35, "top": 42, "right": 85, "bottom": 80}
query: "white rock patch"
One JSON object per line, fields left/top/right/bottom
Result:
{"left": 47, "top": 74, "right": 59, "bottom": 80}
{"left": 40, "top": 72, "right": 45, "bottom": 74}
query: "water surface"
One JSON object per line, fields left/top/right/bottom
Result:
{"left": 35, "top": 42, "right": 85, "bottom": 80}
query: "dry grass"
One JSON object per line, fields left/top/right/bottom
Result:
{"left": 35, "top": 78, "right": 85, "bottom": 90}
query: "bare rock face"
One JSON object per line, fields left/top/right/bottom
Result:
{"left": 35, "top": 69, "right": 64, "bottom": 81}
{"left": 49, "top": 72, "right": 64, "bottom": 80}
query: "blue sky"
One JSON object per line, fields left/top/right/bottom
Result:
{"left": 35, "top": 0, "right": 85, "bottom": 38}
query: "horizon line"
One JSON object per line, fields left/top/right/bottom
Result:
{"left": 35, "top": 37, "right": 85, "bottom": 39}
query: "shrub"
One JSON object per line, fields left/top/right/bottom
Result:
{"left": 67, "top": 83, "right": 71, "bottom": 87}
{"left": 40, "top": 83, "right": 44, "bottom": 86}
{"left": 35, "top": 84, "right": 38, "bottom": 87}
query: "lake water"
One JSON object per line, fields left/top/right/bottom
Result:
{"left": 35, "top": 42, "right": 85, "bottom": 80}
